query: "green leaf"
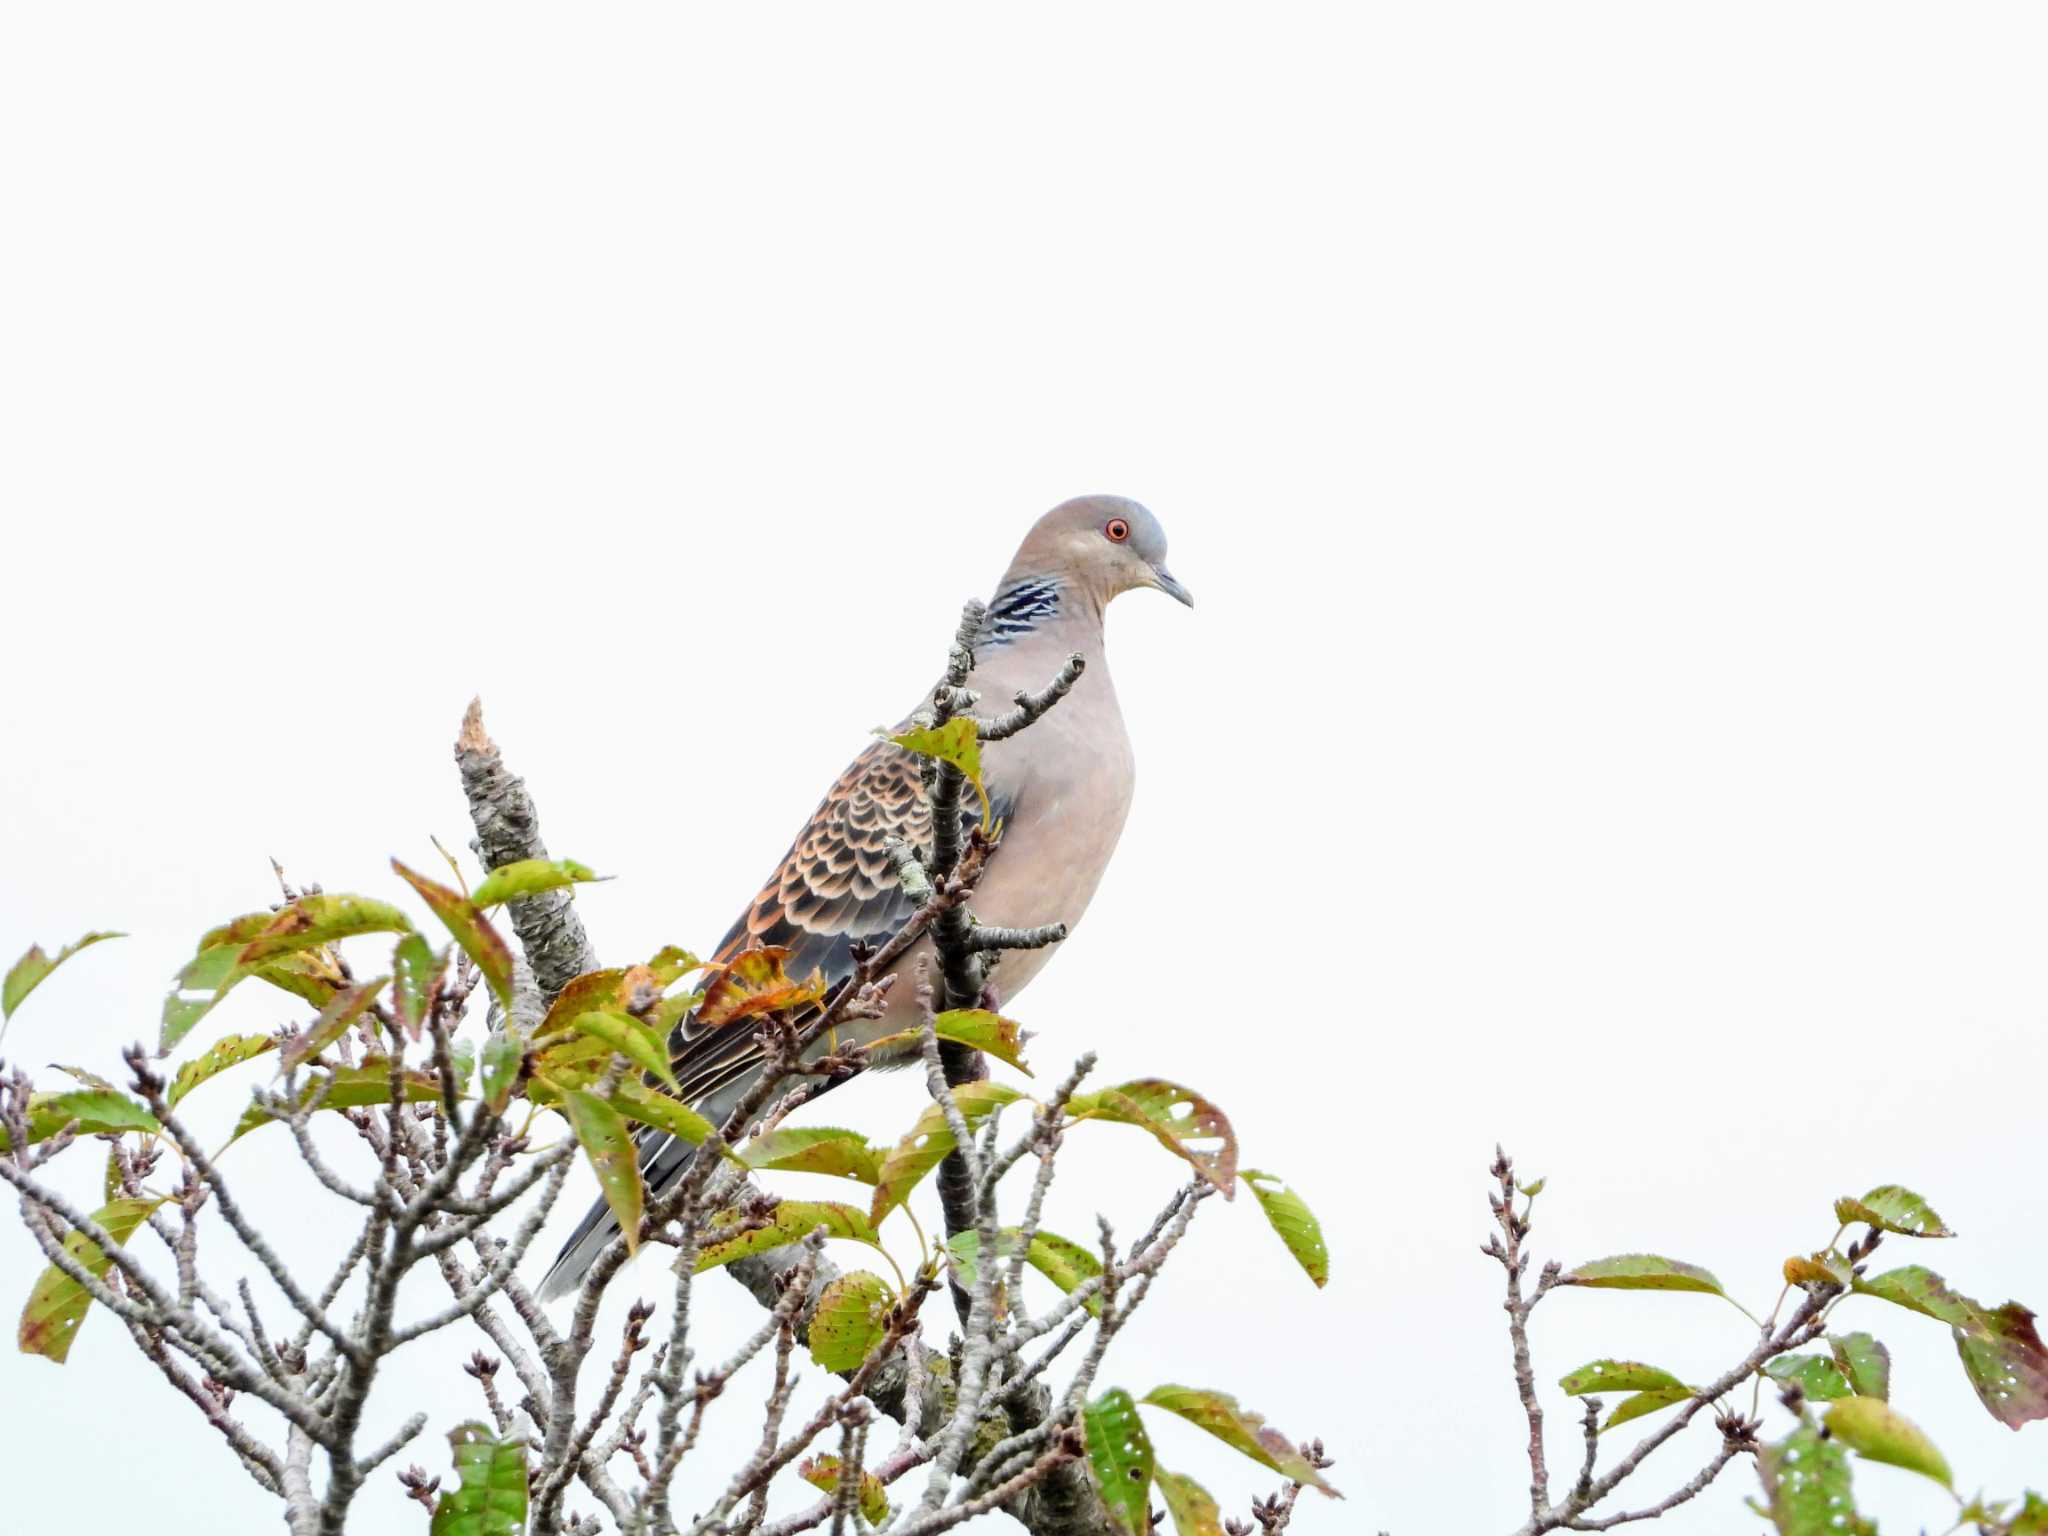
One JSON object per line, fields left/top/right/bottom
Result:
{"left": 887, "top": 718, "right": 990, "bottom": 830}
{"left": 2008, "top": 1492, "right": 2048, "bottom": 1536}
{"left": 1067, "top": 1079, "right": 1238, "bottom": 1193}
{"left": 0, "top": 1089, "right": 158, "bottom": 1154}
{"left": 570, "top": 1010, "right": 677, "bottom": 1089}
{"left": 1155, "top": 1468, "right": 1225, "bottom": 1536}
{"left": 170, "top": 1032, "right": 280, "bottom": 1107}
{"left": 1854, "top": 1266, "right": 2048, "bottom": 1427}
{"left": 447, "top": 1040, "right": 476, "bottom": 1092}
{"left": 479, "top": 1031, "right": 524, "bottom": 1115}
{"left": 867, "top": 1008, "right": 1033, "bottom": 1076}
{"left": 3, "top": 932, "right": 124, "bottom": 1024}
{"left": 797, "top": 1454, "right": 891, "bottom": 1526}
{"left": 741, "top": 1126, "right": 882, "bottom": 1184}
{"left": 392, "top": 935, "right": 446, "bottom": 1038}
{"left": 1563, "top": 1254, "right": 1726, "bottom": 1296}
{"left": 869, "top": 1080, "right": 1025, "bottom": 1223}
{"left": 430, "top": 1422, "right": 529, "bottom": 1536}
{"left": 1602, "top": 1388, "right": 1690, "bottom": 1431}
{"left": 1827, "top": 1333, "right": 1891, "bottom": 1400}
{"left": 607, "top": 1079, "right": 717, "bottom": 1149}
{"left": 562, "top": 1089, "right": 642, "bottom": 1255}
{"left": 1763, "top": 1353, "right": 1853, "bottom": 1401}
{"left": 1758, "top": 1424, "right": 1860, "bottom": 1536}
{"left": 645, "top": 946, "right": 705, "bottom": 987}
{"left": 280, "top": 977, "right": 387, "bottom": 1071}
{"left": 1082, "top": 1389, "right": 1155, "bottom": 1536}
{"left": 235, "top": 893, "right": 413, "bottom": 965}
{"left": 1823, "top": 1397, "right": 1951, "bottom": 1488}
{"left": 809, "top": 1270, "right": 894, "bottom": 1372}
{"left": 694, "top": 1201, "right": 882, "bottom": 1273}
{"left": 393, "top": 860, "right": 514, "bottom": 1008}
{"left": 17, "top": 1196, "right": 163, "bottom": 1362}
{"left": 1557, "top": 1360, "right": 1686, "bottom": 1397}
{"left": 230, "top": 1058, "right": 448, "bottom": 1142}
{"left": 947, "top": 1229, "right": 1104, "bottom": 1317}
{"left": 1139, "top": 1385, "right": 1338, "bottom": 1495}
{"left": 1241, "top": 1170, "right": 1328, "bottom": 1288}
{"left": 1834, "top": 1184, "right": 1953, "bottom": 1239}
{"left": 160, "top": 913, "right": 346, "bottom": 1053}
{"left": 471, "top": 858, "right": 603, "bottom": 909}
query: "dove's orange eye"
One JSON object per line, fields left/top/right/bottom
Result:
{"left": 1104, "top": 517, "right": 1131, "bottom": 543}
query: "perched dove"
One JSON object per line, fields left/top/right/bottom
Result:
{"left": 538, "top": 495, "right": 1190, "bottom": 1299}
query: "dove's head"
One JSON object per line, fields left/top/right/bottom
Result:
{"left": 1008, "top": 495, "right": 1193, "bottom": 610}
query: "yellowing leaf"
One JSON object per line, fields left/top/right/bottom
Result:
{"left": 1068, "top": 1080, "right": 1237, "bottom": 1193}
{"left": 887, "top": 718, "right": 990, "bottom": 830}
{"left": 694, "top": 1201, "right": 882, "bottom": 1272}
{"left": 230, "top": 1058, "right": 448, "bottom": 1142}
{"left": 1823, "top": 1398, "right": 1951, "bottom": 1488}
{"left": 869, "top": 1081, "right": 1025, "bottom": 1224}
{"left": 695, "top": 946, "right": 825, "bottom": 1031}
{"left": 280, "top": 977, "right": 386, "bottom": 1071}
{"left": 235, "top": 893, "right": 413, "bottom": 966}
{"left": 17, "top": 1196, "right": 163, "bottom": 1362}
{"left": 1139, "top": 1385, "right": 1337, "bottom": 1495}
{"left": 570, "top": 1010, "right": 677, "bottom": 1089}
{"left": 470, "top": 858, "right": 603, "bottom": 909}
{"left": 1563, "top": 1254, "right": 1726, "bottom": 1296}
{"left": 797, "top": 1454, "right": 891, "bottom": 1526}
{"left": 1833, "top": 1185, "right": 1953, "bottom": 1239}
{"left": 867, "top": 1008, "right": 1032, "bottom": 1075}
{"left": 170, "top": 1032, "right": 280, "bottom": 1107}
{"left": 741, "top": 1126, "right": 882, "bottom": 1184}
{"left": 1155, "top": 1468, "right": 1225, "bottom": 1536}
{"left": 1558, "top": 1360, "right": 1686, "bottom": 1397}
{"left": 809, "top": 1270, "right": 894, "bottom": 1372}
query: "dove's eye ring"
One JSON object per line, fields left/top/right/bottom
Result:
{"left": 1104, "top": 517, "right": 1131, "bottom": 543}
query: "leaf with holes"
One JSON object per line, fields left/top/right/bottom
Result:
{"left": 797, "top": 1454, "right": 891, "bottom": 1526}
{"left": 230, "top": 1059, "right": 449, "bottom": 1143}
{"left": 887, "top": 718, "right": 990, "bottom": 829}
{"left": 1602, "top": 1388, "right": 1691, "bottom": 1432}
{"left": 1834, "top": 1185, "right": 1952, "bottom": 1239}
{"left": 0, "top": 1090, "right": 158, "bottom": 1154}
{"left": 1823, "top": 1398, "right": 1951, "bottom": 1488}
{"left": 1082, "top": 1389, "right": 1154, "bottom": 1536}
{"left": 1558, "top": 1360, "right": 1686, "bottom": 1397}
{"left": 646, "top": 945, "right": 705, "bottom": 987}
{"left": 3, "top": 931, "right": 124, "bottom": 1025}
{"left": 1854, "top": 1266, "right": 2048, "bottom": 1427}
{"left": 1828, "top": 1333, "right": 1891, "bottom": 1400}
{"left": 867, "top": 1008, "right": 1032, "bottom": 1075}
{"left": 1139, "top": 1386, "right": 1337, "bottom": 1495}
{"left": 17, "top": 1196, "right": 164, "bottom": 1362}
{"left": 430, "top": 1423, "right": 528, "bottom": 1536}
{"left": 947, "top": 1229, "right": 1103, "bottom": 1317}
{"left": 562, "top": 1088, "right": 642, "bottom": 1255}
{"left": 868, "top": 1081, "right": 1025, "bottom": 1224}
{"left": 694, "top": 1201, "right": 883, "bottom": 1273}
{"left": 171, "top": 1032, "right": 280, "bottom": 1107}
{"left": 742, "top": 1127, "right": 881, "bottom": 1184}
{"left": 1764, "top": 1353, "right": 1852, "bottom": 1401}
{"left": 470, "top": 858, "right": 604, "bottom": 909}
{"left": 393, "top": 860, "right": 514, "bottom": 1009}
{"left": 809, "top": 1270, "right": 894, "bottom": 1372}
{"left": 1155, "top": 1468, "right": 1224, "bottom": 1536}
{"left": 1241, "top": 1169, "right": 1327, "bottom": 1288}
{"left": 695, "top": 946, "right": 826, "bottom": 1031}
{"left": 1068, "top": 1079, "right": 1237, "bottom": 1193}
{"left": 1563, "top": 1254, "right": 1726, "bottom": 1296}
{"left": 1758, "top": 1424, "right": 1859, "bottom": 1536}
{"left": 281, "top": 978, "right": 387, "bottom": 1071}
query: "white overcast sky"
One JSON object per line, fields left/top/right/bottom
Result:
{"left": 3, "top": 6, "right": 2045, "bottom": 1533}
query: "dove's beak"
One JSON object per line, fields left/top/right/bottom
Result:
{"left": 1149, "top": 566, "right": 1195, "bottom": 608}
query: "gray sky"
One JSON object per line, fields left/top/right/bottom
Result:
{"left": 3, "top": 6, "right": 2045, "bottom": 1532}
